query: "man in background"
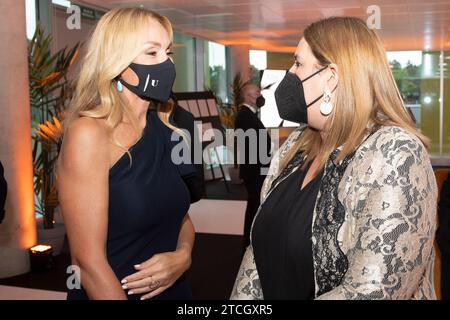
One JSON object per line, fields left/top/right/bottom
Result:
{"left": 234, "top": 84, "right": 271, "bottom": 251}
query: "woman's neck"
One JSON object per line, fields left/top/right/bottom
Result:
{"left": 121, "top": 91, "right": 150, "bottom": 127}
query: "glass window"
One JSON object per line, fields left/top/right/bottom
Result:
{"left": 249, "top": 49, "right": 267, "bottom": 85}
{"left": 172, "top": 32, "right": 196, "bottom": 92}
{"left": 204, "top": 40, "right": 228, "bottom": 103}
{"left": 420, "top": 51, "right": 442, "bottom": 154}
{"left": 387, "top": 50, "right": 448, "bottom": 155}
{"left": 443, "top": 51, "right": 450, "bottom": 155}
{"left": 25, "top": 0, "right": 37, "bottom": 40}
{"left": 52, "top": 0, "right": 71, "bottom": 7}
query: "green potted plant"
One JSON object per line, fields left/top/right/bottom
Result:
{"left": 29, "top": 23, "right": 79, "bottom": 255}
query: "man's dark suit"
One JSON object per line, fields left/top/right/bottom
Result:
{"left": 234, "top": 105, "right": 271, "bottom": 249}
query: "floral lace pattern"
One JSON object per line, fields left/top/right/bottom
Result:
{"left": 231, "top": 126, "right": 437, "bottom": 300}
{"left": 312, "top": 149, "right": 356, "bottom": 296}
{"left": 230, "top": 245, "right": 264, "bottom": 300}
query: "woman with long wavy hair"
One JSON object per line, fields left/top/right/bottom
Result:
{"left": 232, "top": 16, "right": 437, "bottom": 300}
{"left": 57, "top": 7, "right": 198, "bottom": 300}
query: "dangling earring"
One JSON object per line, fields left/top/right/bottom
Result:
{"left": 117, "top": 80, "right": 123, "bottom": 93}
{"left": 320, "top": 88, "right": 333, "bottom": 115}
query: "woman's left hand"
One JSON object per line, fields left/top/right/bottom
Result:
{"left": 121, "top": 247, "right": 192, "bottom": 300}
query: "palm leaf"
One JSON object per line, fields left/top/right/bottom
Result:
{"left": 29, "top": 22, "right": 80, "bottom": 228}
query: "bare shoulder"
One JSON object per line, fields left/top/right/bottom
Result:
{"left": 64, "top": 117, "right": 108, "bottom": 145}
{"left": 58, "top": 117, "right": 110, "bottom": 172}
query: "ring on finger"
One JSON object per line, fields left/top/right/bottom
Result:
{"left": 149, "top": 276, "right": 160, "bottom": 289}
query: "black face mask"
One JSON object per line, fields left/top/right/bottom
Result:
{"left": 274, "top": 66, "right": 328, "bottom": 124}
{"left": 256, "top": 95, "right": 266, "bottom": 108}
{"left": 119, "top": 58, "right": 176, "bottom": 103}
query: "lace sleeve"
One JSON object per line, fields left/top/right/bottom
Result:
{"left": 316, "top": 129, "right": 437, "bottom": 300}
{"left": 230, "top": 246, "right": 264, "bottom": 300}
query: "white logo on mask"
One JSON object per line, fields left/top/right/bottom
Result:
{"left": 143, "top": 75, "right": 159, "bottom": 91}
{"left": 143, "top": 74, "right": 150, "bottom": 92}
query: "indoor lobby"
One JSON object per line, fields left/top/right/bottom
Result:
{"left": 0, "top": 0, "right": 450, "bottom": 302}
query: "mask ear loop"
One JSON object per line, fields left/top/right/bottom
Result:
{"left": 303, "top": 65, "right": 330, "bottom": 108}
{"left": 306, "top": 92, "right": 324, "bottom": 108}
{"left": 301, "top": 65, "right": 329, "bottom": 82}
{"left": 115, "top": 62, "right": 147, "bottom": 92}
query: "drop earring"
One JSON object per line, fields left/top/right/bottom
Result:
{"left": 320, "top": 88, "right": 333, "bottom": 115}
{"left": 117, "top": 80, "right": 123, "bottom": 93}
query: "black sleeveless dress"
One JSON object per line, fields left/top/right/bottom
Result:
{"left": 67, "top": 109, "right": 194, "bottom": 300}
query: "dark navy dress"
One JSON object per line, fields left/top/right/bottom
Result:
{"left": 67, "top": 109, "right": 194, "bottom": 300}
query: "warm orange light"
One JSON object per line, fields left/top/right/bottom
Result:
{"left": 30, "top": 245, "right": 52, "bottom": 253}
{"left": 173, "top": 27, "right": 301, "bottom": 53}
{"left": 3, "top": 101, "right": 37, "bottom": 249}
{"left": 16, "top": 124, "right": 37, "bottom": 249}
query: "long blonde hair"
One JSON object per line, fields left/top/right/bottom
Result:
{"left": 65, "top": 7, "right": 181, "bottom": 156}
{"left": 280, "top": 16, "right": 429, "bottom": 175}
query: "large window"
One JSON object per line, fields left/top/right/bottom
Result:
{"left": 204, "top": 40, "right": 228, "bottom": 103}
{"left": 25, "top": 0, "right": 37, "bottom": 40}
{"left": 443, "top": 51, "right": 450, "bottom": 155}
{"left": 387, "top": 50, "right": 450, "bottom": 156}
{"left": 249, "top": 49, "right": 267, "bottom": 85}
{"left": 172, "top": 32, "right": 196, "bottom": 93}
{"left": 52, "top": 0, "right": 71, "bottom": 7}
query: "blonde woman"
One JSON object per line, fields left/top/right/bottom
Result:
{"left": 57, "top": 8, "right": 197, "bottom": 300}
{"left": 231, "top": 16, "right": 437, "bottom": 300}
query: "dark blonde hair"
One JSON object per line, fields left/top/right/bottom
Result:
{"left": 280, "top": 16, "right": 428, "bottom": 175}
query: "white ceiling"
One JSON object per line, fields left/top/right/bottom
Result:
{"left": 78, "top": 0, "right": 450, "bottom": 52}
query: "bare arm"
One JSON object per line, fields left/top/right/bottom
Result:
{"left": 175, "top": 214, "right": 195, "bottom": 267}
{"left": 57, "top": 118, "right": 126, "bottom": 300}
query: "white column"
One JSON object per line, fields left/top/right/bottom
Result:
{"left": 0, "top": 0, "right": 36, "bottom": 278}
